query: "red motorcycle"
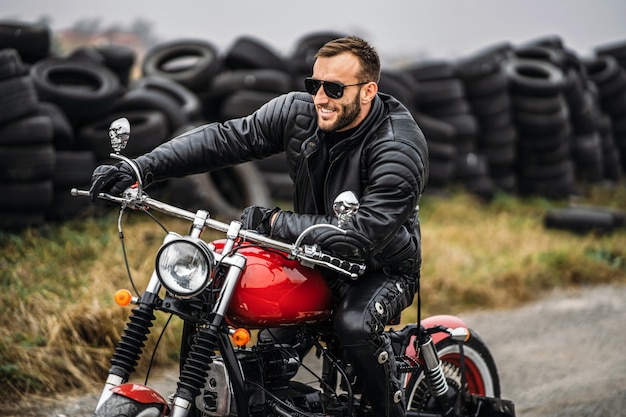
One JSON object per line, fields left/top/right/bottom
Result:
{"left": 73, "top": 118, "right": 515, "bottom": 417}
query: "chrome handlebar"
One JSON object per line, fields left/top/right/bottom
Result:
{"left": 71, "top": 188, "right": 365, "bottom": 279}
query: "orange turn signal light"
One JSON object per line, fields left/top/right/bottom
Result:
{"left": 231, "top": 328, "right": 251, "bottom": 347}
{"left": 114, "top": 289, "right": 133, "bottom": 306}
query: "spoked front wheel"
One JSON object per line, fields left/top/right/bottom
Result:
{"left": 405, "top": 329, "right": 501, "bottom": 413}
{"left": 93, "top": 393, "right": 165, "bottom": 417}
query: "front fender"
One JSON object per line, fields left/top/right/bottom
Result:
{"left": 111, "top": 383, "right": 169, "bottom": 414}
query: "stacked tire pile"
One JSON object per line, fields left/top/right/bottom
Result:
{"left": 0, "top": 48, "right": 55, "bottom": 230}
{"left": 0, "top": 21, "right": 276, "bottom": 231}
{"left": 1, "top": 19, "right": 626, "bottom": 232}
{"left": 405, "top": 60, "right": 496, "bottom": 199}
{"left": 455, "top": 43, "right": 518, "bottom": 194}
{"left": 406, "top": 36, "right": 626, "bottom": 200}
{"left": 584, "top": 46, "right": 626, "bottom": 173}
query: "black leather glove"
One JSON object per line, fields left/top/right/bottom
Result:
{"left": 89, "top": 162, "right": 135, "bottom": 201}
{"left": 241, "top": 206, "right": 280, "bottom": 235}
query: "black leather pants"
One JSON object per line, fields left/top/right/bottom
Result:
{"left": 333, "top": 270, "right": 416, "bottom": 417}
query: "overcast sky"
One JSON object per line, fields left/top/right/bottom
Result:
{"left": 3, "top": 0, "right": 626, "bottom": 65}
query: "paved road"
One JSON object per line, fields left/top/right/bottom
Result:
{"left": 459, "top": 284, "right": 626, "bottom": 417}
{"left": 8, "top": 284, "right": 626, "bottom": 417}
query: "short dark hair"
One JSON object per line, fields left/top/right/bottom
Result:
{"left": 315, "top": 36, "right": 381, "bottom": 83}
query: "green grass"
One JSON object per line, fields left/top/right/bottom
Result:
{"left": 1, "top": 183, "right": 625, "bottom": 398}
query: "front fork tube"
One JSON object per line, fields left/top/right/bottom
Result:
{"left": 420, "top": 334, "right": 456, "bottom": 417}
{"left": 95, "top": 283, "right": 160, "bottom": 410}
{"left": 169, "top": 253, "right": 247, "bottom": 417}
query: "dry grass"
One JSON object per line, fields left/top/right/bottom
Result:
{"left": 1, "top": 183, "right": 625, "bottom": 398}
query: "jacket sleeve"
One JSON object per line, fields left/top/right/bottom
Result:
{"left": 133, "top": 93, "right": 300, "bottom": 184}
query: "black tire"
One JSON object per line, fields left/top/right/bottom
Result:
{"left": 0, "top": 75, "right": 40, "bottom": 125}
{"left": 476, "top": 108, "right": 513, "bottom": 131}
{"left": 463, "top": 69, "right": 508, "bottom": 97}
{"left": 37, "top": 101, "right": 75, "bottom": 150}
{"left": 514, "top": 105, "right": 569, "bottom": 136}
{"left": 95, "top": 43, "right": 137, "bottom": 87}
{"left": 142, "top": 39, "right": 221, "bottom": 90}
{"left": 378, "top": 69, "right": 419, "bottom": 109}
{"left": 93, "top": 393, "right": 165, "bottom": 417}
{"left": 468, "top": 90, "right": 511, "bottom": 117}
{"left": 406, "top": 59, "right": 456, "bottom": 82}
{"left": 290, "top": 31, "right": 346, "bottom": 73}
{"left": 425, "top": 98, "right": 472, "bottom": 118}
{"left": 478, "top": 124, "right": 517, "bottom": 147}
{"left": 218, "top": 90, "right": 278, "bottom": 121}
{"left": 0, "top": 144, "right": 55, "bottom": 182}
{"left": 505, "top": 58, "right": 566, "bottom": 97}
{"left": 114, "top": 87, "right": 188, "bottom": 132}
{"left": 453, "top": 41, "right": 512, "bottom": 80}
{"left": 513, "top": 45, "right": 566, "bottom": 69}
{"left": 436, "top": 113, "right": 479, "bottom": 137}
{"left": 52, "top": 150, "right": 97, "bottom": 189}
{"left": 406, "top": 330, "right": 501, "bottom": 413}
{"left": 427, "top": 140, "right": 457, "bottom": 160}
{"left": 428, "top": 158, "right": 457, "bottom": 186}
{"left": 30, "top": 57, "right": 123, "bottom": 119}
{"left": 167, "top": 162, "right": 272, "bottom": 221}
{"left": 544, "top": 206, "right": 625, "bottom": 234}
{"left": 0, "top": 20, "right": 51, "bottom": 63}
{"left": 0, "top": 48, "right": 27, "bottom": 81}
{"left": 208, "top": 68, "right": 293, "bottom": 98}
{"left": 260, "top": 171, "right": 294, "bottom": 201}
{"left": 411, "top": 111, "right": 457, "bottom": 144}
{"left": 583, "top": 55, "right": 622, "bottom": 89}
{"left": 0, "top": 180, "right": 53, "bottom": 210}
{"left": 0, "top": 114, "right": 53, "bottom": 146}
{"left": 511, "top": 93, "right": 567, "bottom": 114}
{"left": 134, "top": 75, "right": 203, "bottom": 122}
{"left": 224, "top": 36, "right": 287, "bottom": 71}
{"left": 417, "top": 78, "right": 465, "bottom": 105}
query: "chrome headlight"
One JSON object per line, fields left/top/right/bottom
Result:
{"left": 155, "top": 237, "right": 214, "bottom": 297}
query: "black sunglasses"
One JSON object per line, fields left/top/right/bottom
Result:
{"left": 304, "top": 77, "right": 368, "bottom": 99}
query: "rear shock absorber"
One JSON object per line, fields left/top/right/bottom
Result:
{"left": 419, "top": 333, "right": 456, "bottom": 417}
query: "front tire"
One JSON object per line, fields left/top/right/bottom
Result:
{"left": 405, "top": 329, "right": 501, "bottom": 412}
{"left": 93, "top": 394, "right": 165, "bottom": 417}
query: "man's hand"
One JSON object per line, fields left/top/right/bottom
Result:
{"left": 88, "top": 163, "right": 135, "bottom": 201}
{"left": 241, "top": 206, "right": 280, "bottom": 235}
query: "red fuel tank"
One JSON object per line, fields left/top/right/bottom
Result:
{"left": 211, "top": 240, "right": 334, "bottom": 328}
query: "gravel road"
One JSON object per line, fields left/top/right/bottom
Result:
{"left": 7, "top": 284, "right": 626, "bottom": 417}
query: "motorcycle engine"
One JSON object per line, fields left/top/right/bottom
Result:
{"left": 196, "top": 344, "right": 302, "bottom": 416}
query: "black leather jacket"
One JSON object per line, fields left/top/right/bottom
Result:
{"left": 135, "top": 91, "right": 428, "bottom": 274}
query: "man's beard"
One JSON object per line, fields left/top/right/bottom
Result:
{"left": 319, "top": 94, "right": 361, "bottom": 132}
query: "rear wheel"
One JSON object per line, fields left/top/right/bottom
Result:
{"left": 405, "top": 330, "right": 501, "bottom": 412}
{"left": 93, "top": 394, "right": 165, "bottom": 417}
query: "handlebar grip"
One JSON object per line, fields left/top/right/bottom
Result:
{"left": 302, "top": 245, "right": 366, "bottom": 279}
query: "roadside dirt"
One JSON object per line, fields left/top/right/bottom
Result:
{"left": 6, "top": 283, "right": 626, "bottom": 417}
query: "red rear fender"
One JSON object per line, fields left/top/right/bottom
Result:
{"left": 405, "top": 314, "right": 469, "bottom": 358}
{"left": 421, "top": 314, "right": 469, "bottom": 344}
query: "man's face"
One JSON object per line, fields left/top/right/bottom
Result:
{"left": 310, "top": 53, "right": 367, "bottom": 132}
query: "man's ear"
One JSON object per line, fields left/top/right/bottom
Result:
{"left": 362, "top": 82, "right": 378, "bottom": 103}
